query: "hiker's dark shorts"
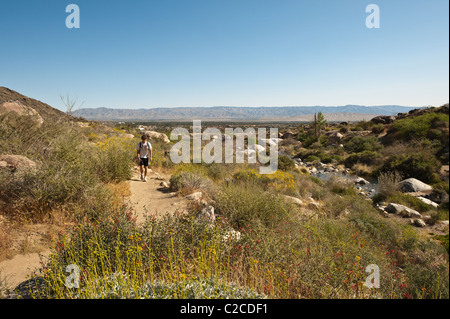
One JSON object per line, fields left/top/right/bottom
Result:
{"left": 139, "top": 157, "right": 149, "bottom": 167}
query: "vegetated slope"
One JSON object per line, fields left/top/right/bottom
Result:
{"left": 0, "top": 87, "right": 80, "bottom": 123}
{"left": 74, "top": 105, "right": 423, "bottom": 121}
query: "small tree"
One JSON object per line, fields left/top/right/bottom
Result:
{"left": 60, "top": 94, "right": 84, "bottom": 116}
{"left": 313, "top": 112, "right": 326, "bottom": 139}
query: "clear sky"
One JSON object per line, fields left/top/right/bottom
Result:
{"left": 0, "top": 0, "right": 448, "bottom": 111}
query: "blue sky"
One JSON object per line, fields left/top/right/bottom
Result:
{"left": 0, "top": 0, "right": 448, "bottom": 111}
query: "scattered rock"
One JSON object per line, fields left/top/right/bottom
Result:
{"left": 0, "top": 101, "right": 44, "bottom": 126}
{"left": 196, "top": 206, "right": 215, "bottom": 224}
{"left": 284, "top": 195, "right": 304, "bottom": 206}
{"left": 308, "top": 200, "right": 320, "bottom": 210}
{"left": 412, "top": 219, "right": 427, "bottom": 228}
{"left": 354, "top": 177, "right": 370, "bottom": 185}
{"left": 417, "top": 196, "right": 439, "bottom": 208}
{"left": 0, "top": 155, "right": 37, "bottom": 172}
{"left": 371, "top": 115, "right": 396, "bottom": 124}
{"left": 185, "top": 192, "right": 202, "bottom": 201}
{"left": 160, "top": 181, "right": 169, "bottom": 188}
{"left": 222, "top": 229, "right": 241, "bottom": 242}
{"left": 385, "top": 203, "right": 422, "bottom": 218}
{"left": 399, "top": 178, "right": 433, "bottom": 193}
{"left": 376, "top": 205, "right": 389, "bottom": 217}
{"left": 426, "top": 189, "right": 449, "bottom": 204}
{"left": 327, "top": 132, "right": 344, "bottom": 145}
{"left": 422, "top": 215, "right": 433, "bottom": 225}
{"left": 281, "top": 131, "right": 295, "bottom": 139}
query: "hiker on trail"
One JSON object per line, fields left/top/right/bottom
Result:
{"left": 137, "top": 134, "right": 152, "bottom": 182}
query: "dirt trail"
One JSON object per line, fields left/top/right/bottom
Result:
{"left": 0, "top": 168, "right": 186, "bottom": 295}
{"left": 127, "top": 168, "right": 188, "bottom": 224}
{"left": 0, "top": 252, "right": 50, "bottom": 293}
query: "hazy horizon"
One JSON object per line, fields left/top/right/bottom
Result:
{"left": 1, "top": 0, "right": 448, "bottom": 112}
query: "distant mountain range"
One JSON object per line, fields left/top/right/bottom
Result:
{"left": 74, "top": 105, "right": 424, "bottom": 122}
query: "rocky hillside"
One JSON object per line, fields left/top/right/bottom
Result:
{"left": 0, "top": 87, "right": 80, "bottom": 124}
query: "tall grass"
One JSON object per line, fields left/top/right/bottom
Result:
{"left": 33, "top": 193, "right": 448, "bottom": 299}
{"left": 0, "top": 118, "right": 136, "bottom": 218}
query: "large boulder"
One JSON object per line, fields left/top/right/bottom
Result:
{"left": 144, "top": 131, "right": 170, "bottom": 144}
{"left": 282, "top": 131, "right": 295, "bottom": 139}
{"left": 122, "top": 133, "right": 135, "bottom": 139}
{"left": 417, "top": 196, "right": 439, "bottom": 208}
{"left": 185, "top": 192, "right": 202, "bottom": 201}
{"left": 283, "top": 195, "right": 304, "bottom": 206}
{"left": 399, "top": 178, "right": 433, "bottom": 193}
{"left": 0, "top": 155, "right": 37, "bottom": 172}
{"left": 426, "top": 189, "right": 449, "bottom": 204}
{"left": 412, "top": 219, "right": 427, "bottom": 228}
{"left": 371, "top": 115, "right": 396, "bottom": 124}
{"left": 326, "top": 132, "right": 344, "bottom": 146}
{"left": 385, "top": 203, "right": 422, "bottom": 218}
{"left": 354, "top": 177, "right": 370, "bottom": 185}
{"left": 0, "top": 101, "right": 44, "bottom": 126}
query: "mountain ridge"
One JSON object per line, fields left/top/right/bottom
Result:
{"left": 74, "top": 105, "right": 425, "bottom": 122}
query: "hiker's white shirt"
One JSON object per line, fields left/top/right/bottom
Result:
{"left": 137, "top": 141, "right": 152, "bottom": 158}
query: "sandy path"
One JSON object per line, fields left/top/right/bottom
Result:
{"left": 0, "top": 168, "right": 186, "bottom": 295}
{"left": 127, "top": 168, "right": 188, "bottom": 224}
{"left": 0, "top": 251, "right": 50, "bottom": 293}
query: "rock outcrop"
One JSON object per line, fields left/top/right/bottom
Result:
{"left": 385, "top": 203, "right": 422, "bottom": 219}
{"left": 399, "top": 178, "right": 433, "bottom": 193}
{"left": 0, "top": 155, "right": 37, "bottom": 172}
{"left": 144, "top": 131, "right": 170, "bottom": 144}
{"left": 371, "top": 115, "right": 396, "bottom": 124}
{"left": 0, "top": 101, "right": 44, "bottom": 126}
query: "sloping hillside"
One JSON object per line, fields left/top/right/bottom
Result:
{"left": 0, "top": 87, "right": 79, "bottom": 123}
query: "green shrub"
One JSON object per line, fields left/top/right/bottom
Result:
{"left": 278, "top": 155, "right": 295, "bottom": 171}
{"left": 344, "top": 150, "right": 381, "bottom": 167}
{"left": 377, "top": 171, "right": 403, "bottom": 198}
{"left": 435, "top": 234, "right": 449, "bottom": 252}
{"left": 214, "top": 182, "right": 292, "bottom": 229}
{"left": 169, "top": 171, "right": 214, "bottom": 195}
{"left": 381, "top": 152, "right": 441, "bottom": 184}
{"left": 371, "top": 124, "right": 385, "bottom": 134}
{"left": 344, "top": 136, "right": 382, "bottom": 153}
{"left": 93, "top": 136, "right": 135, "bottom": 183}
{"left": 390, "top": 113, "right": 449, "bottom": 141}
{"left": 305, "top": 155, "right": 320, "bottom": 163}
